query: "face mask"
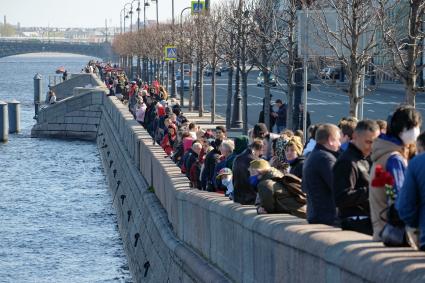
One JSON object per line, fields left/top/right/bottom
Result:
{"left": 222, "top": 178, "right": 232, "bottom": 187}
{"left": 400, "top": 127, "right": 420, "bottom": 145}
{"left": 249, "top": 175, "right": 260, "bottom": 187}
{"left": 287, "top": 158, "right": 296, "bottom": 164}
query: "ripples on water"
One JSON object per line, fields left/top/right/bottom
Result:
{"left": 0, "top": 54, "right": 131, "bottom": 282}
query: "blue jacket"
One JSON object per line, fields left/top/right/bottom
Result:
{"left": 397, "top": 153, "right": 425, "bottom": 249}
{"left": 302, "top": 143, "right": 339, "bottom": 225}
{"left": 380, "top": 134, "right": 406, "bottom": 195}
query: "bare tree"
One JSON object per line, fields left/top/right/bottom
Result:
{"left": 378, "top": 0, "right": 425, "bottom": 106}
{"left": 310, "top": 0, "right": 380, "bottom": 117}
{"left": 246, "top": 0, "right": 288, "bottom": 131}
{"left": 204, "top": 6, "right": 225, "bottom": 123}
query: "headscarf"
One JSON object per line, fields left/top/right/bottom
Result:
{"left": 275, "top": 136, "right": 288, "bottom": 165}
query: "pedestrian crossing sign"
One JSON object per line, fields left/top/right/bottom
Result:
{"left": 191, "top": 1, "right": 205, "bottom": 14}
{"left": 164, "top": 46, "right": 177, "bottom": 61}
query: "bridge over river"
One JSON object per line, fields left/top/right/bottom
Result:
{"left": 0, "top": 38, "right": 115, "bottom": 60}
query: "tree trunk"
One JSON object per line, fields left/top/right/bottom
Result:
{"left": 211, "top": 65, "right": 216, "bottom": 123}
{"left": 189, "top": 63, "right": 193, "bottom": 111}
{"left": 406, "top": 76, "right": 416, "bottom": 106}
{"left": 226, "top": 66, "right": 233, "bottom": 129}
{"left": 348, "top": 77, "right": 360, "bottom": 118}
{"left": 242, "top": 71, "right": 248, "bottom": 135}
{"left": 263, "top": 68, "right": 271, "bottom": 131}
{"left": 286, "top": 83, "right": 294, "bottom": 130}
{"left": 231, "top": 59, "right": 242, "bottom": 128}
{"left": 199, "top": 65, "right": 204, "bottom": 117}
{"left": 180, "top": 62, "right": 185, "bottom": 107}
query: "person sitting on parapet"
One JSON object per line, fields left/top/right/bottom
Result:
{"left": 49, "top": 91, "right": 57, "bottom": 104}
{"left": 248, "top": 159, "right": 306, "bottom": 218}
{"left": 45, "top": 90, "right": 56, "bottom": 105}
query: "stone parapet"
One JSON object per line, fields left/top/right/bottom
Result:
{"left": 32, "top": 78, "right": 425, "bottom": 282}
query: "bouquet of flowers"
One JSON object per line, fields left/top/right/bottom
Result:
{"left": 371, "top": 165, "right": 396, "bottom": 202}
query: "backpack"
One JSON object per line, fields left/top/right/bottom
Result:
{"left": 272, "top": 174, "right": 306, "bottom": 205}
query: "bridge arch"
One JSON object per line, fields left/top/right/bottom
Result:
{"left": 0, "top": 40, "right": 115, "bottom": 61}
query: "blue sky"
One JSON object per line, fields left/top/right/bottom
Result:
{"left": 2, "top": 0, "right": 214, "bottom": 28}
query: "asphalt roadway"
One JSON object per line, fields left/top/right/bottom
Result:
{"left": 178, "top": 71, "right": 425, "bottom": 129}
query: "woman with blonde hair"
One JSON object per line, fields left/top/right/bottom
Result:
{"left": 159, "top": 86, "right": 168, "bottom": 101}
{"left": 285, "top": 136, "right": 305, "bottom": 179}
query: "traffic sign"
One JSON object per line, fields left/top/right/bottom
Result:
{"left": 191, "top": 1, "right": 205, "bottom": 14}
{"left": 164, "top": 46, "right": 177, "bottom": 61}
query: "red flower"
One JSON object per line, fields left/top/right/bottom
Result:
{"left": 371, "top": 165, "right": 394, "bottom": 187}
{"left": 384, "top": 172, "right": 394, "bottom": 187}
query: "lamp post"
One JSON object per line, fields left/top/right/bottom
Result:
{"left": 151, "top": 0, "right": 159, "bottom": 27}
{"left": 179, "top": 7, "right": 191, "bottom": 107}
{"left": 123, "top": 3, "right": 132, "bottom": 74}
{"left": 143, "top": 0, "right": 150, "bottom": 83}
{"left": 129, "top": 0, "right": 138, "bottom": 33}
{"left": 231, "top": 5, "right": 243, "bottom": 129}
{"left": 123, "top": 3, "right": 131, "bottom": 33}
{"left": 136, "top": 0, "right": 141, "bottom": 78}
{"left": 170, "top": 0, "right": 176, "bottom": 98}
{"left": 152, "top": 0, "right": 160, "bottom": 83}
{"left": 120, "top": 8, "right": 125, "bottom": 34}
{"left": 128, "top": 0, "right": 138, "bottom": 79}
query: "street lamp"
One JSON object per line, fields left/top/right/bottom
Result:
{"left": 120, "top": 8, "right": 126, "bottom": 34}
{"left": 143, "top": 0, "right": 150, "bottom": 82}
{"left": 144, "top": 0, "right": 150, "bottom": 29}
{"left": 123, "top": 3, "right": 132, "bottom": 33}
{"left": 179, "top": 7, "right": 192, "bottom": 107}
{"left": 170, "top": 0, "right": 176, "bottom": 98}
{"left": 151, "top": 0, "right": 159, "bottom": 27}
{"left": 129, "top": 0, "right": 138, "bottom": 33}
{"left": 136, "top": 0, "right": 141, "bottom": 78}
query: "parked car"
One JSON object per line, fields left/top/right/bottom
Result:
{"left": 320, "top": 67, "right": 340, "bottom": 80}
{"left": 175, "top": 63, "right": 191, "bottom": 75}
{"left": 220, "top": 63, "right": 230, "bottom": 72}
{"left": 256, "top": 72, "right": 277, "bottom": 87}
{"left": 204, "top": 65, "right": 222, "bottom": 76}
{"left": 176, "top": 74, "right": 190, "bottom": 90}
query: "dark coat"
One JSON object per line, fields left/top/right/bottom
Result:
{"left": 202, "top": 148, "right": 221, "bottom": 191}
{"left": 276, "top": 104, "right": 287, "bottom": 127}
{"left": 293, "top": 111, "right": 311, "bottom": 131}
{"left": 232, "top": 148, "right": 258, "bottom": 205}
{"left": 302, "top": 143, "right": 339, "bottom": 225}
{"left": 185, "top": 149, "right": 199, "bottom": 179}
{"left": 332, "top": 143, "right": 371, "bottom": 219}
{"left": 289, "top": 156, "right": 305, "bottom": 179}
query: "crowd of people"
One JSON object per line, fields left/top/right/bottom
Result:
{"left": 101, "top": 67, "right": 425, "bottom": 252}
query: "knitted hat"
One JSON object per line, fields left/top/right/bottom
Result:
{"left": 249, "top": 159, "right": 271, "bottom": 171}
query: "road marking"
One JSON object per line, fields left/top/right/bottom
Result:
{"left": 368, "top": 109, "right": 375, "bottom": 112}
{"left": 327, "top": 115, "right": 335, "bottom": 118}
{"left": 203, "top": 83, "right": 257, "bottom": 86}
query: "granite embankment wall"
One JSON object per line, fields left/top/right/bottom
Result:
{"left": 51, "top": 73, "right": 105, "bottom": 101}
{"left": 32, "top": 85, "right": 425, "bottom": 282}
{"left": 32, "top": 89, "right": 229, "bottom": 282}
{"left": 31, "top": 88, "right": 105, "bottom": 140}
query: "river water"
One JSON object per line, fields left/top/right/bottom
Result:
{"left": 0, "top": 54, "right": 132, "bottom": 282}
